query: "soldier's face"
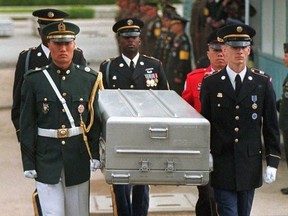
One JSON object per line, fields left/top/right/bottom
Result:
{"left": 119, "top": 36, "right": 141, "bottom": 54}
{"left": 48, "top": 40, "right": 75, "bottom": 69}
{"left": 207, "top": 46, "right": 226, "bottom": 70}
{"left": 222, "top": 44, "right": 250, "bottom": 66}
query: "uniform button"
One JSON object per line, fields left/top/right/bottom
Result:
{"left": 235, "top": 139, "right": 239, "bottom": 143}
{"left": 217, "top": 104, "right": 221, "bottom": 107}
{"left": 62, "top": 108, "right": 65, "bottom": 112}
{"left": 235, "top": 116, "right": 239, "bottom": 120}
{"left": 44, "top": 98, "right": 48, "bottom": 102}
{"left": 234, "top": 127, "right": 239, "bottom": 132}
{"left": 57, "top": 70, "right": 61, "bottom": 74}
{"left": 66, "top": 70, "right": 70, "bottom": 74}
{"left": 61, "top": 125, "right": 66, "bottom": 128}
{"left": 61, "top": 140, "right": 65, "bottom": 145}
{"left": 130, "top": 85, "right": 134, "bottom": 88}
{"left": 235, "top": 105, "right": 240, "bottom": 109}
{"left": 62, "top": 76, "right": 66, "bottom": 81}
{"left": 62, "top": 92, "right": 67, "bottom": 97}
{"left": 80, "top": 98, "right": 83, "bottom": 101}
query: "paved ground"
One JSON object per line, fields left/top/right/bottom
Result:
{"left": 1, "top": 5, "right": 288, "bottom": 216}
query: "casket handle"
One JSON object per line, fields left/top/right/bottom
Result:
{"left": 149, "top": 127, "right": 168, "bottom": 139}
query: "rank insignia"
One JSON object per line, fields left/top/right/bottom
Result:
{"left": 42, "top": 103, "right": 49, "bottom": 114}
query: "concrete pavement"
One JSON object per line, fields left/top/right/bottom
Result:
{"left": 1, "top": 5, "right": 288, "bottom": 216}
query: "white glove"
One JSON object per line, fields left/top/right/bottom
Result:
{"left": 209, "top": 153, "right": 213, "bottom": 171}
{"left": 24, "top": 170, "right": 37, "bottom": 179}
{"left": 263, "top": 166, "right": 277, "bottom": 184}
{"left": 90, "top": 159, "right": 101, "bottom": 172}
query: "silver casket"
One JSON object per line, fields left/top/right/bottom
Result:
{"left": 98, "top": 89, "right": 211, "bottom": 185}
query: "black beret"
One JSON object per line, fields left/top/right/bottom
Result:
{"left": 32, "top": 8, "right": 69, "bottom": 26}
{"left": 217, "top": 24, "right": 256, "bottom": 47}
{"left": 113, "top": 18, "right": 144, "bottom": 37}
{"left": 42, "top": 21, "right": 80, "bottom": 43}
{"left": 284, "top": 43, "right": 288, "bottom": 53}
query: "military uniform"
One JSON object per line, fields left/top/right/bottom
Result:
{"left": 165, "top": 15, "right": 191, "bottom": 95}
{"left": 200, "top": 24, "right": 281, "bottom": 216}
{"left": 279, "top": 43, "right": 288, "bottom": 195}
{"left": 11, "top": 8, "right": 87, "bottom": 141}
{"left": 100, "top": 17, "right": 168, "bottom": 216}
{"left": 100, "top": 55, "right": 168, "bottom": 90}
{"left": 12, "top": 45, "right": 86, "bottom": 140}
{"left": 20, "top": 21, "right": 101, "bottom": 216}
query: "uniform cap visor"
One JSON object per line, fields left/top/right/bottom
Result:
{"left": 209, "top": 44, "right": 223, "bottom": 50}
{"left": 226, "top": 41, "right": 251, "bottom": 47}
{"left": 119, "top": 32, "right": 140, "bottom": 37}
{"left": 50, "top": 38, "right": 74, "bottom": 42}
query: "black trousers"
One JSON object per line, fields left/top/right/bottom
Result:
{"left": 196, "top": 182, "right": 217, "bottom": 216}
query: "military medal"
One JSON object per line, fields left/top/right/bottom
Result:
{"left": 251, "top": 95, "right": 257, "bottom": 109}
{"left": 42, "top": 103, "right": 49, "bottom": 114}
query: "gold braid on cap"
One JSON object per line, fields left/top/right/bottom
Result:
{"left": 80, "top": 72, "right": 104, "bottom": 160}
{"left": 117, "top": 25, "right": 140, "bottom": 32}
{"left": 223, "top": 34, "right": 250, "bottom": 39}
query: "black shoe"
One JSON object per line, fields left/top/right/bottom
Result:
{"left": 280, "top": 187, "right": 288, "bottom": 194}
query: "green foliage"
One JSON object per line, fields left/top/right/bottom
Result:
{"left": 64, "top": 7, "right": 95, "bottom": 19}
{"left": 0, "top": 0, "right": 115, "bottom": 6}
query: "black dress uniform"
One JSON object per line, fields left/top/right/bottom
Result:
{"left": 200, "top": 24, "right": 281, "bottom": 216}
{"left": 11, "top": 8, "right": 86, "bottom": 141}
{"left": 100, "top": 54, "right": 168, "bottom": 89}
{"left": 100, "top": 17, "right": 169, "bottom": 216}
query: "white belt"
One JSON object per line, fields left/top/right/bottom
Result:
{"left": 38, "top": 127, "right": 82, "bottom": 138}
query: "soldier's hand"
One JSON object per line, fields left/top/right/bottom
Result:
{"left": 263, "top": 166, "right": 277, "bottom": 184}
{"left": 90, "top": 159, "right": 101, "bottom": 172}
{"left": 24, "top": 170, "right": 37, "bottom": 179}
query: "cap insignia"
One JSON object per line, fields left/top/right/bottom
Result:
{"left": 58, "top": 23, "right": 66, "bottom": 31}
{"left": 236, "top": 26, "right": 243, "bottom": 33}
{"left": 127, "top": 19, "right": 133, "bottom": 26}
{"left": 48, "top": 12, "right": 54, "bottom": 18}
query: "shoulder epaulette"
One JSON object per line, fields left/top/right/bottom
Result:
{"left": 203, "top": 69, "right": 220, "bottom": 79}
{"left": 101, "top": 57, "right": 116, "bottom": 65}
{"left": 20, "top": 47, "right": 36, "bottom": 54}
{"left": 251, "top": 68, "right": 269, "bottom": 78}
{"left": 75, "top": 64, "right": 98, "bottom": 76}
{"left": 25, "top": 67, "right": 42, "bottom": 76}
{"left": 142, "top": 54, "right": 160, "bottom": 62}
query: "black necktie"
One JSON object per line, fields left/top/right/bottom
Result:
{"left": 129, "top": 61, "right": 135, "bottom": 73}
{"left": 235, "top": 74, "right": 242, "bottom": 97}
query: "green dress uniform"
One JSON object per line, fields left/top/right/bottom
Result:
{"left": 12, "top": 45, "right": 86, "bottom": 140}
{"left": 20, "top": 62, "right": 101, "bottom": 186}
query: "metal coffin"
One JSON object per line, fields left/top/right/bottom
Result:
{"left": 98, "top": 89, "right": 211, "bottom": 185}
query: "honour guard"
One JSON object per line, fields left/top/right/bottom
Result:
{"left": 165, "top": 14, "right": 191, "bottom": 95}
{"left": 20, "top": 21, "right": 102, "bottom": 216}
{"left": 182, "top": 30, "right": 227, "bottom": 216}
{"left": 99, "top": 18, "right": 169, "bottom": 216}
{"left": 11, "top": 8, "right": 86, "bottom": 141}
{"left": 200, "top": 24, "right": 281, "bottom": 216}
{"left": 279, "top": 43, "right": 288, "bottom": 195}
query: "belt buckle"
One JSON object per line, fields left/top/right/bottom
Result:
{"left": 57, "top": 128, "right": 69, "bottom": 138}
